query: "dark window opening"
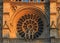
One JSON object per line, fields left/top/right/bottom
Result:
{"left": 30, "top": 0, "right": 33, "bottom": 1}
{"left": 41, "top": 0, "right": 44, "bottom": 1}
{"left": 16, "top": 0, "right": 21, "bottom": 1}
{"left": 19, "top": 0, "right": 21, "bottom": 1}
{"left": 16, "top": 0, "right": 18, "bottom": 1}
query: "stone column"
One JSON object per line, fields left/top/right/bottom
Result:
{"left": 0, "top": 0, "right": 3, "bottom": 43}
{"left": 44, "top": 0, "right": 50, "bottom": 43}
{"left": 57, "top": 7, "right": 60, "bottom": 38}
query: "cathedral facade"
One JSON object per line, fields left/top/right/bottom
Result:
{"left": 3, "top": 0, "right": 60, "bottom": 43}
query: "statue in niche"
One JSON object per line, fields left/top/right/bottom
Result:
{"left": 57, "top": 7, "right": 60, "bottom": 30}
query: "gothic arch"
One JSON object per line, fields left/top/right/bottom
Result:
{"left": 10, "top": 6, "right": 49, "bottom": 38}
{"left": 10, "top": 6, "right": 48, "bottom": 23}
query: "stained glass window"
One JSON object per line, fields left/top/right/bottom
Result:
{"left": 38, "top": 0, "right": 40, "bottom": 2}
{"left": 22, "top": 0, "right": 29, "bottom": 2}
{"left": 17, "top": 14, "right": 44, "bottom": 39}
